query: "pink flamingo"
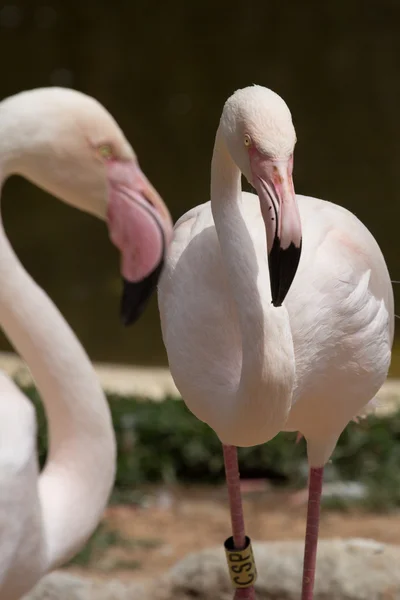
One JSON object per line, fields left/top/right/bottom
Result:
{"left": 158, "top": 85, "right": 393, "bottom": 599}
{"left": 0, "top": 87, "right": 172, "bottom": 600}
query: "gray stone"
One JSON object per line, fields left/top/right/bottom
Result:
{"left": 321, "top": 481, "right": 368, "bottom": 501}
{"left": 24, "top": 572, "right": 145, "bottom": 600}
{"left": 23, "top": 572, "right": 91, "bottom": 600}
{"left": 152, "top": 538, "right": 400, "bottom": 600}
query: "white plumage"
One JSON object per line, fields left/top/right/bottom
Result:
{"left": 160, "top": 191, "right": 393, "bottom": 463}
{"left": 158, "top": 84, "right": 394, "bottom": 600}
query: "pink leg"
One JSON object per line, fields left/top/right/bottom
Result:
{"left": 301, "top": 467, "right": 324, "bottom": 600}
{"left": 223, "top": 444, "right": 256, "bottom": 600}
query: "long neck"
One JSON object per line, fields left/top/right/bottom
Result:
{"left": 210, "top": 129, "right": 294, "bottom": 446}
{"left": 0, "top": 175, "right": 116, "bottom": 569}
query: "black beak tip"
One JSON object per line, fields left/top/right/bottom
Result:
{"left": 120, "top": 281, "right": 147, "bottom": 327}
{"left": 119, "top": 260, "right": 164, "bottom": 327}
{"left": 120, "top": 305, "right": 137, "bottom": 327}
{"left": 270, "top": 280, "right": 285, "bottom": 307}
{"left": 271, "top": 296, "right": 283, "bottom": 308}
{"left": 269, "top": 239, "right": 302, "bottom": 308}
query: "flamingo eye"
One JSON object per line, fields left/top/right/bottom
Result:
{"left": 97, "top": 144, "right": 114, "bottom": 161}
{"left": 244, "top": 134, "right": 251, "bottom": 147}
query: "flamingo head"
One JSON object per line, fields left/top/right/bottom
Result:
{"left": 1, "top": 87, "right": 173, "bottom": 324}
{"left": 220, "top": 85, "right": 302, "bottom": 306}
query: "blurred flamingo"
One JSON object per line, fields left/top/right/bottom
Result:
{"left": 0, "top": 87, "right": 172, "bottom": 600}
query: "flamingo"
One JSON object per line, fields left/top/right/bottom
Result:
{"left": 158, "top": 85, "right": 394, "bottom": 600}
{"left": 0, "top": 87, "right": 172, "bottom": 600}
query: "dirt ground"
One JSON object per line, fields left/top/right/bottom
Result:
{"left": 65, "top": 483, "right": 400, "bottom": 583}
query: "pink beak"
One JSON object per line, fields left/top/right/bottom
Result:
{"left": 249, "top": 150, "right": 302, "bottom": 306}
{"left": 106, "top": 159, "right": 173, "bottom": 325}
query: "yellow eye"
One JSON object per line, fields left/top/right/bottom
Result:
{"left": 244, "top": 134, "right": 251, "bottom": 147}
{"left": 97, "top": 144, "right": 114, "bottom": 160}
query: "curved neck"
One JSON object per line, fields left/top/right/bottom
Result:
{"left": 0, "top": 173, "right": 115, "bottom": 568}
{"left": 210, "top": 128, "right": 294, "bottom": 446}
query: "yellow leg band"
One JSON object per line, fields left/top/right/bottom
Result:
{"left": 224, "top": 536, "right": 257, "bottom": 589}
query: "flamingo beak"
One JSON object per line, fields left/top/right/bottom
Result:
{"left": 249, "top": 151, "right": 302, "bottom": 306}
{"left": 106, "top": 160, "right": 173, "bottom": 325}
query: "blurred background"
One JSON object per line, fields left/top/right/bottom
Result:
{"left": 0, "top": 0, "right": 399, "bottom": 369}
{"left": 2, "top": 1, "right": 400, "bottom": 588}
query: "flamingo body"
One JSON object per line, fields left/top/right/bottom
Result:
{"left": 160, "top": 192, "right": 393, "bottom": 464}
{"left": 158, "top": 85, "right": 394, "bottom": 599}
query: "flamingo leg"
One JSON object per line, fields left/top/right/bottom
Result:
{"left": 222, "top": 444, "right": 256, "bottom": 600}
{"left": 301, "top": 466, "right": 324, "bottom": 600}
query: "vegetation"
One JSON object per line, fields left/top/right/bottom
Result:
{"left": 19, "top": 381, "right": 399, "bottom": 567}
{"left": 24, "top": 383, "right": 400, "bottom": 512}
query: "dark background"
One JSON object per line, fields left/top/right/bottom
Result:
{"left": 0, "top": 0, "right": 398, "bottom": 365}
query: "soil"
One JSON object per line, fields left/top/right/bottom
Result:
{"left": 64, "top": 483, "right": 400, "bottom": 583}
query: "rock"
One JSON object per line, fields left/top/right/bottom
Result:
{"left": 25, "top": 538, "right": 400, "bottom": 599}
{"left": 23, "top": 571, "right": 145, "bottom": 600}
{"left": 23, "top": 573, "right": 91, "bottom": 600}
{"left": 151, "top": 538, "right": 400, "bottom": 600}
{"left": 321, "top": 481, "right": 368, "bottom": 501}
